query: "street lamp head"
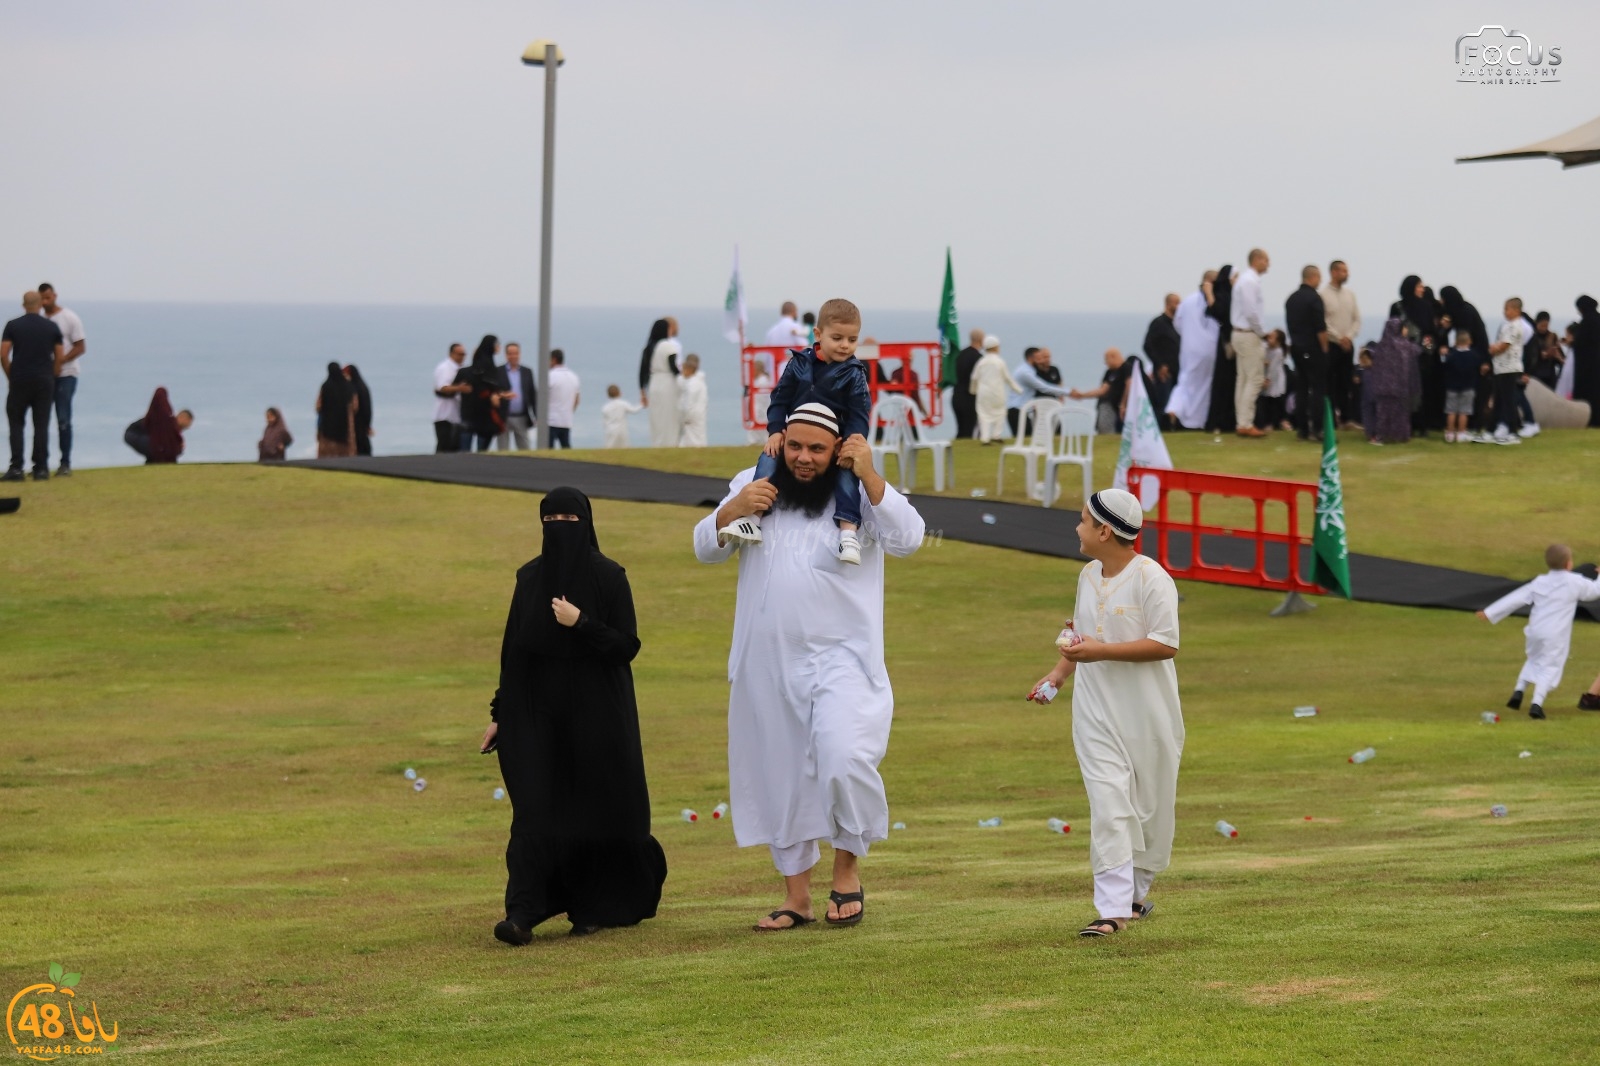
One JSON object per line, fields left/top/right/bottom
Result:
{"left": 521, "top": 39, "right": 565, "bottom": 67}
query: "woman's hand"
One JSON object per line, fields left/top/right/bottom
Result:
{"left": 552, "top": 596, "right": 581, "bottom": 627}
{"left": 480, "top": 721, "right": 498, "bottom": 753}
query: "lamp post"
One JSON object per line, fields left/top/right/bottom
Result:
{"left": 522, "top": 39, "right": 564, "bottom": 449}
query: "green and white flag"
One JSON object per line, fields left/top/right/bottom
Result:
{"left": 1112, "top": 358, "right": 1173, "bottom": 508}
{"left": 937, "top": 247, "right": 959, "bottom": 388}
{"left": 721, "top": 245, "right": 746, "bottom": 345}
{"left": 1312, "top": 399, "right": 1353, "bottom": 598}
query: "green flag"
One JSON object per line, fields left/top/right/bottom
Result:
{"left": 1312, "top": 399, "right": 1352, "bottom": 598}
{"left": 937, "top": 248, "right": 959, "bottom": 388}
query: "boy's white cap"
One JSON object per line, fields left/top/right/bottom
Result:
{"left": 982, "top": 335, "right": 1000, "bottom": 351}
{"left": 1088, "top": 488, "right": 1143, "bottom": 538}
{"left": 787, "top": 402, "right": 840, "bottom": 437}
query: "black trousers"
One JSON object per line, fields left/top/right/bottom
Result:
{"left": 1326, "top": 342, "right": 1356, "bottom": 424}
{"left": 7, "top": 375, "right": 53, "bottom": 472}
{"left": 952, "top": 394, "right": 976, "bottom": 439}
{"left": 433, "top": 420, "right": 459, "bottom": 453}
{"left": 1293, "top": 346, "right": 1326, "bottom": 439}
{"left": 1492, "top": 372, "right": 1524, "bottom": 434}
{"left": 548, "top": 427, "right": 571, "bottom": 449}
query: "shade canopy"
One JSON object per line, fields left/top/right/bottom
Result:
{"left": 1456, "top": 113, "right": 1600, "bottom": 169}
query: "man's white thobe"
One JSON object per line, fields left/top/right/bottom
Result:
{"left": 1165, "top": 290, "right": 1219, "bottom": 430}
{"left": 1483, "top": 569, "right": 1600, "bottom": 705}
{"left": 693, "top": 467, "right": 925, "bottom": 874}
{"left": 1070, "top": 555, "right": 1184, "bottom": 918}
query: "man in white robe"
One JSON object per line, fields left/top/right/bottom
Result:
{"left": 1030, "top": 488, "right": 1183, "bottom": 937}
{"left": 693, "top": 401, "right": 926, "bottom": 929}
{"left": 1478, "top": 544, "right": 1600, "bottom": 718}
{"left": 1164, "top": 270, "right": 1220, "bottom": 430}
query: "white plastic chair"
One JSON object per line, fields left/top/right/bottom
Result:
{"left": 997, "top": 398, "right": 1062, "bottom": 500}
{"left": 1042, "top": 403, "right": 1096, "bottom": 508}
{"left": 869, "top": 395, "right": 914, "bottom": 491}
{"left": 900, "top": 395, "right": 952, "bottom": 491}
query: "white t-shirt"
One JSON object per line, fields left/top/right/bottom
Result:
{"left": 47, "top": 306, "right": 86, "bottom": 378}
{"left": 764, "top": 316, "right": 809, "bottom": 348}
{"left": 1493, "top": 318, "right": 1527, "bottom": 375}
{"left": 547, "top": 365, "right": 580, "bottom": 428}
{"left": 433, "top": 357, "right": 463, "bottom": 422}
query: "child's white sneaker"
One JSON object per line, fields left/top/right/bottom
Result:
{"left": 837, "top": 530, "right": 862, "bottom": 565}
{"left": 1518, "top": 422, "right": 1540, "bottom": 438}
{"left": 719, "top": 516, "right": 763, "bottom": 546}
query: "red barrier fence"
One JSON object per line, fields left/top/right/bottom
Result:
{"left": 739, "top": 342, "right": 945, "bottom": 431}
{"left": 1125, "top": 466, "right": 1324, "bottom": 594}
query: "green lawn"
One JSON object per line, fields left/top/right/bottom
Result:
{"left": 2, "top": 463, "right": 1599, "bottom": 1064}
{"left": 553, "top": 427, "right": 1600, "bottom": 579}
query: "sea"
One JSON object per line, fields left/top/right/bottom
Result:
{"left": 50, "top": 303, "right": 1174, "bottom": 468}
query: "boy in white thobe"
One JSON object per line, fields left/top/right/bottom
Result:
{"left": 1031, "top": 488, "right": 1183, "bottom": 938}
{"left": 693, "top": 403, "right": 925, "bottom": 930}
{"left": 1478, "top": 544, "right": 1600, "bottom": 719}
{"left": 677, "top": 354, "right": 709, "bottom": 447}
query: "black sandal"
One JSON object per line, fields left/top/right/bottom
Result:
{"left": 753, "top": 910, "right": 814, "bottom": 931}
{"left": 1078, "top": 918, "right": 1125, "bottom": 938}
{"left": 825, "top": 888, "right": 865, "bottom": 926}
{"left": 1131, "top": 901, "right": 1155, "bottom": 921}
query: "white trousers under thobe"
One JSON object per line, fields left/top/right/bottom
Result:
{"left": 1094, "top": 861, "right": 1158, "bottom": 920}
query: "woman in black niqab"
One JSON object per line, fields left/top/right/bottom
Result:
{"left": 345, "top": 364, "right": 374, "bottom": 456}
{"left": 1204, "top": 264, "right": 1237, "bottom": 433}
{"left": 315, "top": 362, "right": 356, "bottom": 457}
{"left": 483, "top": 487, "right": 667, "bottom": 943}
{"left": 1573, "top": 295, "right": 1600, "bottom": 427}
{"left": 457, "top": 335, "right": 504, "bottom": 452}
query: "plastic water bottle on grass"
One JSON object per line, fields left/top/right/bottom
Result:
{"left": 403, "top": 768, "right": 417, "bottom": 780}
{"left": 711, "top": 802, "right": 729, "bottom": 820}
{"left": 1293, "top": 706, "right": 1318, "bottom": 718}
{"left": 1349, "top": 747, "right": 1376, "bottom": 764}
{"left": 1480, "top": 712, "right": 1500, "bottom": 724}
{"left": 978, "top": 817, "right": 1002, "bottom": 828}
{"left": 412, "top": 778, "right": 427, "bottom": 793}
{"left": 1490, "top": 804, "right": 1508, "bottom": 817}
{"left": 892, "top": 821, "right": 906, "bottom": 830}
{"left": 1046, "top": 818, "right": 1070, "bottom": 834}
{"left": 1215, "top": 820, "right": 1238, "bottom": 838}
{"left": 680, "top": 808, "right": 698, "bottom": 823}
{"left": 493, "top": 787, "right": 505, "bottom": 801}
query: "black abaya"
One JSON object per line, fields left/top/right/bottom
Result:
{"left": 1574, "top": 295, "right": 1600, "bottom": 427}
{"left": 490, "top": 488, "right": 666, "bottom": 932}
{"left": 1205, "top": 263, "right": 1236, "bottom": 433}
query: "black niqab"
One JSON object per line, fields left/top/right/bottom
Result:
{"left": 1398, "top": 275, "right": 1435, "bottom": 334}
{"left": 317, "top": 362, "right": 353, "bottom": 441}
{"left": 346, "top": 364, "right": 373, "bottom": 436}
{"left": 532, "top": 488, "right": 603, "bottom": 653}
{"left": 1440, "top": 286, "right": 1487, "bottom": 353}
{"left": 1574, "top": 295, "right": 1600, "bottom": 426}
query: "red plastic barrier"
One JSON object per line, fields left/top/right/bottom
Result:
{"left": 739, "top": 342, "right": 945, "bottom": 431}
{"left": 1125, "top": 466, "right": 1324, "bottom": 594}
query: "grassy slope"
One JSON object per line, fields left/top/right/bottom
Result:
{"left": 2, "top": 464, "right": 1599, "bottom": 1065}
{"left": 553, "top": 427, "right": 1600, "bottom": 579}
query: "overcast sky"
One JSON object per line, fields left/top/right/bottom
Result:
{"left": 3, "top": 0, "right": 1598, "bottom": 315}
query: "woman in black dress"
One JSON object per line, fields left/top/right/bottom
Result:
{"left": 481, "top": 487, "right": 667, "bottom": 943}
{"left": 456, "top": 336, "right": 504, "bottom": 452}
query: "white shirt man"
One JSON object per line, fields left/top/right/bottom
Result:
{"left": 545, "top": 354, "right": 580, "bottom": 448}
{"left": 764, "top": 302, "right": 809, "bottom": 349}
{"left": 1228, "top": 251, "right": 1270, "bottom": 436}
{"left": 693, "top": 404, "right": 925, "bottom": 930}
{"left": 432, "top": 344, "right": 467, "bottom": 452}
{"left": 39, "top": 284, "right": 85, "bottom": 474}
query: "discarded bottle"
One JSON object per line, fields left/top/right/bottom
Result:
{"left": 1215, "top": 820, "right": 1238, "bottom": 838}
{"left": 412, "top": 778, "right": 427, "bottom": 793}
{"left": 981, "top": 513, "right": 998, "bottom": 526}
{"left": 969, "top": 488, "right": 987, "bottom": 498}
{"left": 1490, "top": 804, "right": 1508, "bottom": 818}
{"left": 892, "top": 821, "right": 906, "bottom": 830}
{"left": 1056, "top": 620, "right": 1083, "bottom": 649}
{"left": 403, "top": 768, "right": 417, "bottom": 780}
{"left": 1293, "top": 706, "right": 1319, "bottom": 718}
{"left": 978, "top": 816, "right": 1002, "bottom": 827}
{"left": 1480, "top": 712, "right": 1500, "bottom": 724}
{"left": 711, "top": 802, "right": 729, "bottom": 820}
{"left": 1046, "top": 817, "right": 1070, "bottom": 834}
{"left": 492, "top": 787, "right": 506, "bottom": 801}
{"left": 1349, "top": 747, "right": 1376, "bottom": 764}
{"left": 1518, "top": 751, "right": 1532, "bottom": 759}
{"left": 680, "top": 808, "right": 698, "bottom": 823}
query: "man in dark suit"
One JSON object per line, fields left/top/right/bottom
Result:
{"left": 495, "top": 342, "right": 537, "bottom": 450}
{"left": 1285, "top": 265, "right": 1329, "bottom": 442}
{"left": 951, "top": 327, "right": 984, "bottom": 438}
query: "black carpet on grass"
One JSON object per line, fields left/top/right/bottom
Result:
{"left": 287, "top": 453, "right": 1592, "bottom": 620}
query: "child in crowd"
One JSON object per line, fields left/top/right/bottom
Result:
{"left": 1488, "top": 297, "right": 1529, "bottom": 442}
{"left": 1027, "top": 488, "right": 1183, "bottom": 937}
{"left": 1478, "top": 544, "right": 1600, "bottom": 719}
{"left": 600, "top": 384, "right": 643, "bottom": 449}
{"left": 677, "top": 354, "right": 708, "bottom": 447}
{"left": 718, "top": 298, "right": 872, "bottom": 564}
{"left": 1442, "top": 329, "right": 1481, "bottom": 443}
{"left": 1258, "top": 329, "right": 1290, "bottom": 431}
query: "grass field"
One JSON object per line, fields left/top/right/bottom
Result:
{"left": 3, "top": 458, "right": 1600, "bottom": 1065}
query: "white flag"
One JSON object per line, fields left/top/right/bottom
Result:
{"left": 1112, "top": 357, "right": 1173, "bottom": 509}
{"left": 722, "top": 245, "right": 747, "bottom": 344}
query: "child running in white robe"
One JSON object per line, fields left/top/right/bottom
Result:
{"left": 1478, "top": 544, "right": 1600, "bottom": 719}
{"left": 1029, "top": 487, "right": 1183, "bottom": 938}
{"left": 600, "top": 385, "right": 643, "bottom": 448}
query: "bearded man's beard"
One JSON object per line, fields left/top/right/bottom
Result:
{"left": 769, "top": 455, "right": 839, "bottom": 518}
